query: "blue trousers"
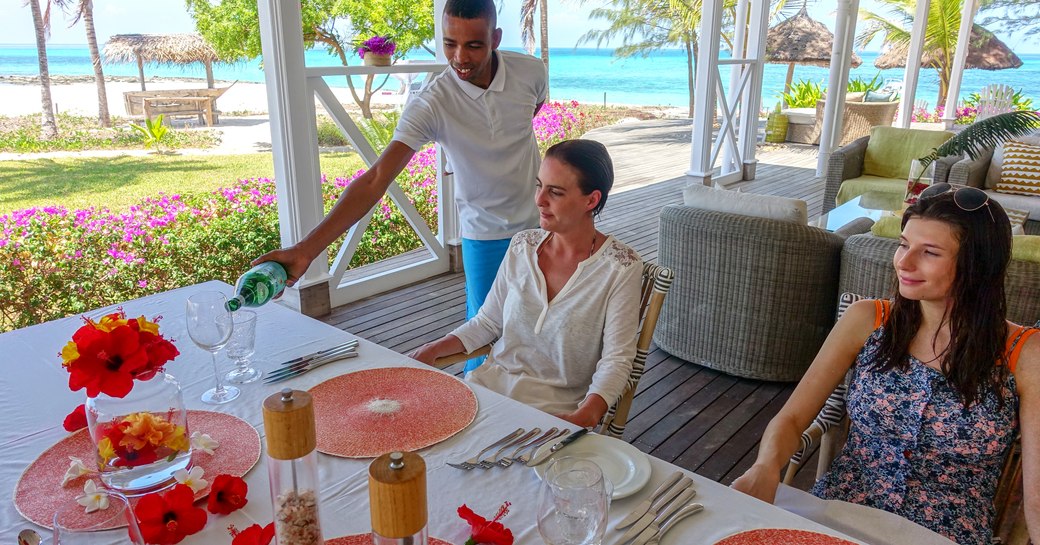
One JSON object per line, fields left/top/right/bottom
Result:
{"left": 460, "top": 237, "right": 511, "bottom": 373}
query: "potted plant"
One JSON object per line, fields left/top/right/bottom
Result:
{"left": 357, "top": 35, "right": 397, "bottom": 66}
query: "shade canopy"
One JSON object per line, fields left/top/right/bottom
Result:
{"left": 766, "top": 8, "right": 862, "bottom": 94}
{"left": 874, "top": 24, "right": 1023, "bottom": 70}
{"left": 103, "top": 33, "right": 225, "bottom": 90}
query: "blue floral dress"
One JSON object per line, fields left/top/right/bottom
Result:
{"left": 811, "top": 327, "right": 1020, "bottom": 545}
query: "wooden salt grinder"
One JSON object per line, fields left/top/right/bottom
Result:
{"left": 369, "top": 451, "right": 428, "bottom": 543}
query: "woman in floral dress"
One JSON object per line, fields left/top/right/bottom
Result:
{"left": 733, "top": 185, "right": 1039, "bottom": 545}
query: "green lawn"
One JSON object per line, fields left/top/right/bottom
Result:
{"left": 0, "top": 152, "right": 366, "bottom": 214}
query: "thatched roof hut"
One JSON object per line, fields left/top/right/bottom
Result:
{"left": 766, "top": 8, "right": 863, "bottom": 94}
{"left": 103, "top": 34, "right": 223, "bottom": 90}
{"left": 874, "top": 24, "right": 1023, "bottom": 71}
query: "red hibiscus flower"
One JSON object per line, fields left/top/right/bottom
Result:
{"left": 63, "top": 404, "right": 87, "bottom": 432}
{"left": 458, "top": 502, "right": 513, "bottom": 545}
{"left": 67, "top": 324, "right": 151, "bottom": 398}
{"left": 208, "top": 474, "right": 249, "bottom": 514}
{"left": 135, "top": 484, "right": 207, "bottom": 545}
{"left": 230, "top": 523, "right": 275, "bottom": 545}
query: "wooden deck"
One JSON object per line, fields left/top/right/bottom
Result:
{"left": 320, "top": 123, "right": 827, "bottom": 490}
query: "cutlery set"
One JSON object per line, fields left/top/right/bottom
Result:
{"left": 264, "top": 340, "right": 360, "bottom": 384}
{"left": 446, "top": 427, "right": 579, "bottom": 470}
{"left": 614, "top": 471, "right": 704, "bottom": 545}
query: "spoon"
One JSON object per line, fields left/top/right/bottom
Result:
{"left": 17, "top": 529, "right": 42, "bottom": 545}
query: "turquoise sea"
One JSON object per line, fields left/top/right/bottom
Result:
{"left": 2, "top": 44, "right": 1038, "bottom": 109}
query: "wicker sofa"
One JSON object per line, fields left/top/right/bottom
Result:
{"left": 822, "top": 126, "right": 958, "bottom": 214}
{"left": 839, "top": 233, "right": 1040, "bottom": 324}
{"left": 947, "top": 135, "right": 1040, "bottom": 235}
{"left": 654, "top": 205, "right": 860, "bottom": 382}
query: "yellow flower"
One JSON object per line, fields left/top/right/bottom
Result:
{"left": 119, "top": 412, "right": 178, "bottom": 451}
{"left": 95, "top": 312, "right": 129, "bottom": 333}
{"left": 97, "top": 437, "right": 116, "bottom": 466}
{"left": 60, "top": 341, "right": 79, "bottom": 367}
{"left": 135, "top": 316, "right": 160, "bottom": 335}
{"left": 163, "top": 425, "right": 190, "bottom": 453}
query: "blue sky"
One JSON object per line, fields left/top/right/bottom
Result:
{"left": 4, "top": 0, "right": 1038, "bottom": 54}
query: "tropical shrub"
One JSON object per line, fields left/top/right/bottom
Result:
{"left": 846, "top": 73, "right": 883, "bottom": 93}
{"left": 0, "top": 113, "right": 217, "bottom": 153}
{"left": 780, "top": 80, "right": 825, "bottom": 108}
{"left": 316, "top": 116, "right": 349, "bottom": 147}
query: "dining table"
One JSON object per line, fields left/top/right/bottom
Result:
{"left": 0, "top": 280, "right": 950, "bottom": 545}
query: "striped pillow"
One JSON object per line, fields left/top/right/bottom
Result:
{"left": 996, "top": 141, "right": 1040, "bottom": 196}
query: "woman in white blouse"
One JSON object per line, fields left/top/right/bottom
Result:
{"left": 410, "top": 139, "right": 642, "bottom": 428}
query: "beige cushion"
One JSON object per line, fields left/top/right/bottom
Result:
{"left": 985, "top": 134, "right": 1040, "bottom": 189}
{"left": 1013, "top": 235, "right": 1040, "bottom": 263}
{"left": 683, "top": 184, "right": 808, "bottom": 224}
{"left": 995, "top": 140, "right": 1040, "bottom": 196}
{"left": 863, "top": 127, "right": 954, "bottom": 179}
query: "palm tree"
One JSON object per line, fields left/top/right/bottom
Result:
{"left": 520, "top": 0, "right": 550, "bottom": 78}
{"left": 856, "top": 0, "right": 962, "bottom": 106}
{"left": 58, "top": 0, "right": 110, "bottom": 127}
{"left": 25, "top": 0, "right": 58, "bottom": 140}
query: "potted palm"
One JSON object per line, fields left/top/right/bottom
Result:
{"left": 357, "top": 35, "right": 397, "bottom": 67}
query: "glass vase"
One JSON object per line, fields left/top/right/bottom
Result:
{"left": 904, "top": 159, "right": 936, "bottom": 205}
{"left": 85, "top": 372, "right": 192, "bottom": 496}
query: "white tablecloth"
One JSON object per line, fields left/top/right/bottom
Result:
{"left": 1, "top": 281, "right": 878, "bottom": 545}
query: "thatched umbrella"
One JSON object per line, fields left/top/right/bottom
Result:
{"left": 766, "top": 8, "right": 863, "bottom": 95}
{"left": 103, "top": 34, "right": 222, "bottom": 91}
{"left": 874, "top": 24, "right": 1023, "bottom": 71}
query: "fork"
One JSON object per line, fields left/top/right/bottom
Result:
{"left": 514, "top": 428, "right": 570, "bottom": 465}
{"left": 446, "top": 428, "right": 525, "bottom": 470}
{"left": 497, "top": 427, "right": 559, "bottom": 467}
{"left": 478, "top": 428, "right": 541, "bottom": 469}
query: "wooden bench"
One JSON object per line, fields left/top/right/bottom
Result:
{"left": 123, "top": 83, "right": 235, "bottom": 126}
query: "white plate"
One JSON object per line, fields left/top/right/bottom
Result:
{"left": 532, "top": 433, "right": 652, "bottom": 499}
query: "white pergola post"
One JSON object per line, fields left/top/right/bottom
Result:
{"left": 688, "top": 0, "right": 724, "bottom": 186}
{"left": 739, "top": 0, "right": 770, "bottom": 179}
{"left": 895, "top": 0, "right": 931, "bottom": 127}
{"left": 432, "top": 0, "right": 461, "bottom": 268}
{"left": 816, "top": 0, "right": 860, "bottom": 175}
{"left": 256, "top": 0, "right": 331, "bottom": 316}
{"left": 942, "top": 0, "right": 977, "bottom": 129}
{"left": 722, "top": 0, "right": 749, "bottom": 176}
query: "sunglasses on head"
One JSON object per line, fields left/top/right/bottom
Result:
{"left": 918, "top": 183, "right": 994, "bottom": 222}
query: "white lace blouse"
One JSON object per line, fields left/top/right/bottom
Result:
{"left": 451, "top": 229, "right": 642, "bottom": 415}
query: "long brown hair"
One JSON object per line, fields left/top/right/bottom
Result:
{"left": 873, "top": 191, "right": 1013, "bottom": 406}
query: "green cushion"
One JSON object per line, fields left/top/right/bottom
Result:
{"left": 835, "top": 175, "right": 906, "bottom": 206}
{"left": 1013, "top": 235, "right": 1040, "bottom": 263}
{"left": 862, "top": 127, "right": 954, "bottom": 179}
{"left": 871, "top": 215, "right": 903, "bottom": 238}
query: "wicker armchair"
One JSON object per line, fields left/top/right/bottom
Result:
{"left": 805, "top": 99, "right": 900, "bottom": 147}
{"left": 653, "top": 205, "right": 848, "bottom": 381}
{"left": 822, "top": 127, "right": 958, "bottom": 214}
{"left": 839, "top": 233, "right": 1040, "bottom": 324}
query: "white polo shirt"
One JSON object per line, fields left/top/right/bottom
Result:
{"left": 392, "top": 50, "right": 548, "bottom": 241}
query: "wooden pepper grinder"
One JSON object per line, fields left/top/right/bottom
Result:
{"left": 263, "top": 388, "right": 325, "bottom": 545}
{"left": 369, "top": 451, "right": 428, "bottom": 545}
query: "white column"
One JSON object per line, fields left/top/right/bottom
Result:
{"left": 257, "top": 0, "right": 331, "bottom": 313}
{"left": 895, "top": 0, "right": 931, "bottom": 127}
{"left": 816, "top": 0, "right": 860, "bottom": 175}
{"left": 739, "top": 0, "right": 770, "bottom": 179}
{"left": 721, "top": 0, "right": 749, "bottom": 175}
{"left": 432, "top": 0, "right": 460, "bottom": 255}
{"left": 687, "top": 0, "right": 724, "bottom": 186}
{"left": 942, "top": 0, "right": 977, "bottom": 129}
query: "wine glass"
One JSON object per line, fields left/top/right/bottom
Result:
{"left": 185, "top": 291, "right": 239, "bottom": 404}
{"left": 225, "top": 310, "right": 262, "bottom": 384}
{"left": 53, "top": 491, "right": 144, "bottom": 544}
{"left": 537, "top": 457, "right": 610, "bottom": 545}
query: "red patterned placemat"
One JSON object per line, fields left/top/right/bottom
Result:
{"left": 714, "top": 529, "right": 859, "bottom": 545}
{"left": 15, "top": 410, "right": 260, "bottom": 530}
{"left": 310, "top": 367, "right": 477, "bottom": 458}
{"left": 327, "top": 534, "right": 453, "bottom": 545}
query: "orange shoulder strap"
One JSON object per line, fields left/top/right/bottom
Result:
{"left": 1006, "top": 326, "right": 1039, "bottom": 374}
{"left": 873, "top": 300, "right": 891, "bottom": 330}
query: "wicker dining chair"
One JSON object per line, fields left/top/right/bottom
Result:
{"left": 783, "top": 292, "right": 1033, "bottom": 545}
{"left": 433, "top": 262, "right": 674, "bottom": 438}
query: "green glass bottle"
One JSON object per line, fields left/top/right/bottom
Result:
{"left": 226, "top": 262, "right": 288, "bottom": 311}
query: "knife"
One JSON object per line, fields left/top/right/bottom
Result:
{"left": 616, "top": 471, "right": 684, "bottom": 530}
{"left": 525, "top": 428, "right": 589, "bottom": 467}
{"left": 632, "top": 502, "right": 705, "bottom": 545}
{"left": 265, "top": 345, "right": 358, "bottom": 380}
{"left": 277, "top": 340, "right": 359, "bottom": 366}
{"left": 616, "top": 486, "right": 696, "bottom": 544}
{"left": 263, "top": 351, "right": 359, "bottom": 384}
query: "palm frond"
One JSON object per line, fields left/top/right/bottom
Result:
{"left": 917, "top": 110, "right": 1040, "bottom": 169}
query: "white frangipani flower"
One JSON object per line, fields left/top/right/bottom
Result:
{"left": 61, "top": 456, "right": 91, "bottom": 487}
{"left": 174, "top": 466, "right": 208, "bottom": 493}
{"left": 190, "top": 431, "right": 219, "bottom": 455}
{"left": 77, "top": 480, "right": 109, "bottom": 513}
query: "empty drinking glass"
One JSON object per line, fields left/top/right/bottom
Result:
{"left": 186, "top": 291, "right": 239, "bottom": 404}
{"left": 537, "top": 457, "right": 610, "bottom": 545}
{"left": 226, "top": 310, "right": 261, "bottom": 384}
{"left": 53, "top": 491, "right": 144, "bottom": 544}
